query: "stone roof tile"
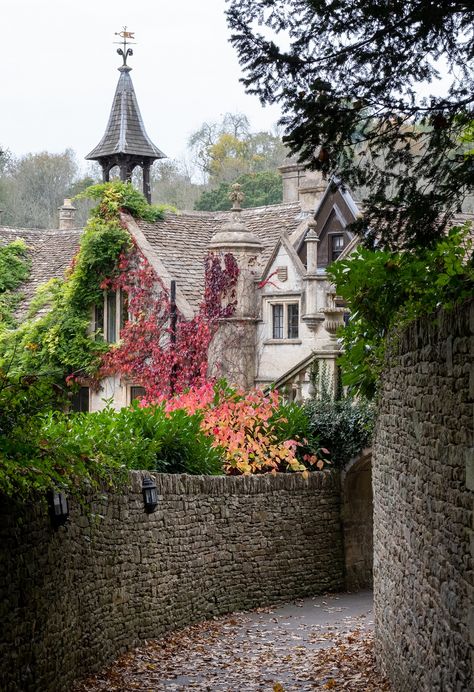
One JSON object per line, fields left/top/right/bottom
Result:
{"left": 0, "top": 227, "right": 82, "bottom": 316}
{"left": 137, "top": 202, "right": 303, "bottom": 309}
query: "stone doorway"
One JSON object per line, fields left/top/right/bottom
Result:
{"left": 341, "top": 453, "right": 373, "bottom": 590}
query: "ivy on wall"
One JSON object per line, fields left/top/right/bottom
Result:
{"left": 0, "top": 239, "right": 31, "bottom": 329}
{"left": 0, "top": 182, "right": 167, "bottom": 383}
{"left": 327, "top": 225, "right": 474, "bottom": 397}
{"left": 100, "top": 249, "right": 239, "bottom": 398}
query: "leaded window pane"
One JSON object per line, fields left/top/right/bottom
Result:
{"left": 272, "top": 304, "right": 284, "bottom": 339}
{"left": 71, "top": 387, "right": 90, "bottom": 413}
{"left": 130, "top": 386, "right": 146, "bottom": 402}
{"left": 119, "top": 290, "right": 128, "bottom": 334}
{"left": 94, "top": 303, "right": 104, "bottom": 337}
{"left": 331, "top": 234, "right": 344, "bottom": 261}
{"left": 287, "top": 303, "right": 299, "bottom": 339}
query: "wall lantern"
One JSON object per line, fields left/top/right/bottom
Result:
{"left": 47, "top": 490, "right": 69, "bottom": 528}
{"left": 142, "top": 477, "right": 158, "bottom": 513}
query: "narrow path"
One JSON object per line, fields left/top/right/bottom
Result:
{"left": 75, "top": 591, "right": 390, "bottom": 691}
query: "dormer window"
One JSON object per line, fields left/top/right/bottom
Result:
{"left": 331, "top": 234, "right": 344, "bottom": 261}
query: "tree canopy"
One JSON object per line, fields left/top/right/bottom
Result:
{"left": 194, "top": 170, "right": 282, "bottom": 211}
{"left": 227, "top": 1, "right": 474, "bottom": 249}
{"left": 188, "top": 112, "right": 290, "bottom": 185}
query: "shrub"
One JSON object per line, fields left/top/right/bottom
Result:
{"left": 327, "top": 225, "right": 474, "bottom": 397}
{"left": 0, "top": 394, "right": 223, "bottom": 499}
{"left": 304, "top": 396, "right": 375, "bottom": 467}
{"left": 156, "top": 382, "right": 328, "bottom": 474}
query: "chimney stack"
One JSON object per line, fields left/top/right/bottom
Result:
{"left": 58, "top": 199, "right": 77, "bottom": 230}
{"left": 278, "top": 162, "right": 326, "bottom": 211}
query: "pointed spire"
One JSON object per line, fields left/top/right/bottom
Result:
{"left": 85, "top": 66, "right": 165, "bottom": 161}
{"left": 85, "top": 30, "right": 166, "bottom": 202}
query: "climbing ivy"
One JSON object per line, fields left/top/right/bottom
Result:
{"left": 0, "top": 182, "right": 166, "bottom": 382}
{"left": 0, "top": 239, "right": 31, "bottom": 329}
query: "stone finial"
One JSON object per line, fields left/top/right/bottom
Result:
{"left": 58, "top": 199, "right": 77, "bottom": 230}
{"left": 209, "top": 184, "right": 261, "bottom": 252}
{"left": 305, "top": 221, "right": 320, "bottom": 274}
{"left": 229, "top": 183, "right": 245, "bottom": 211}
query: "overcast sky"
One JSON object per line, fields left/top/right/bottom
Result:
{"left": 2, "top": 0, "right": 282, "bottom": 171}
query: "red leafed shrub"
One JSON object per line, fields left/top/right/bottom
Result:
{"left": 99, "top": 245, "right": 239, "bottom": 398}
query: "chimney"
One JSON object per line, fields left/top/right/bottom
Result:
{"left": 58, "top": 199, "right": 77, "bottom": 230}
{"left": 278, "top": 162, "right": 326, "bottom": 211}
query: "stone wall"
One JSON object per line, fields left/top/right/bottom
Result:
{"left": 342, "top": 454, "right": 373, "bottom": 591}
{"left": 373, "top": 299, "right": 474, "bottom": 691}
{"left": 0, "top": 471, "right": 344, "bottom": 692}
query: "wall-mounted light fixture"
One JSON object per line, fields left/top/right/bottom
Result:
{"left": 47, "top": 490, "right": 69, "bottom": 528}
{"left": 142, "top": 477, "right": 158, "bottom": 513}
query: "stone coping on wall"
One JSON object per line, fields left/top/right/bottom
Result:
{"left": 132, "top": 469, "right": 339, "bottom": 495}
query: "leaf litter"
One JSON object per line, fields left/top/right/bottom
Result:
{"left": 73, "top": 599, "right": 391, "bottom": 691}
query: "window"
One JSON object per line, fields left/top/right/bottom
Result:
{"left": 101, "top": 289, "right": 128, "bottom": 343}
{"left": 94, "top": 302, "right": 104, "bottom": 337}
{"left": 70, "top": 386, "right": 90, "bottom": 413}
{"left": 331, "top": 234, "right": 344, "bottom": 261}
{"left": 271, "top": 302, "right": 299, "bottom": 340}
{"left": 106, "top": 291, "right": 117, "bottom": 343}
{"left": 287, "top": 303, "right": 299, "bottom": 339}
{"left": 130, "top": 386, "right": 146, "bottom": 403}
{"left": 272, "top": 304, "right": 284, "bottom": 339}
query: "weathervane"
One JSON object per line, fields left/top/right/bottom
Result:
{"left": 114, "top": 26, "right": 135, "bottom": 67}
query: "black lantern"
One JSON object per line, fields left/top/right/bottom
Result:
{"left": 47, "top": 490, "right": 69, "bottom": 528}
{"left": 142, "top": 477, "right": 158, "bottom": 513}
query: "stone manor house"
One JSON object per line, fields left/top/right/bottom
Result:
{"left": 1, "top": 57, "right": 470, "bottom": 411}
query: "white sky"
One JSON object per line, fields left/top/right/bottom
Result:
{"left": 2, "top": 0, "right": 282, "bottom": 170}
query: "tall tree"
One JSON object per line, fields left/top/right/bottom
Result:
{"left": 227, "top": 1, "right": 474, "bottom": 249}
{"left": 1, "top": 149, "right": 79, "bottom": 228}
{"left": 189, "top": 113, "right": 290, "bottom": 184}
{"left": 150, "top": 159, "right": 205, "bottom": 210}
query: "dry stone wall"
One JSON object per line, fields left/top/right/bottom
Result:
{"left": 373, "top": 299, "right": 474, "bottom": 691}
{"left": 0, "top": 471, "right": 344, "bottom": 692}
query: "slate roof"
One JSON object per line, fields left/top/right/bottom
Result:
{"left": 137, "top": 202, "right": 305, "bottom": 309}
{"left": 86, "top": 67, "right": 165, "bottom": 161}
{"left": 0, "top": 227, "right": 82, "bottom": 316}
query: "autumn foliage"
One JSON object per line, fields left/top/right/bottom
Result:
{"left": 99, "top": 245, "right": 239, "bottom": 398}
{"left": 148, "top": 382, "right": 326, "bottom": 475}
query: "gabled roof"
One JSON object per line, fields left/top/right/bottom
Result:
{"left": 295, "top": 178, "right": 359, "bottom": 254}
{"left": 86, "top": 67, "right": 165, "bottom": 161}
{"left": 0, "top": 203, "right": 303, "bottom": 318}
{"left": 0, "top": 227, "right": 82, "bottom": 317}
{"left": 259, "top": 232, "right": 307, "bottom": 284}
{"left": 136, "top": 202, "right": 303, "bottom": 310}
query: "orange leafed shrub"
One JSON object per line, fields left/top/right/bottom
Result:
{"left": 149, "top": 383, "right": 312, "bottom": 475}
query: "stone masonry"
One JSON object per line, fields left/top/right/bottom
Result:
{"left": 373, "top": 298, "right": 474, "bottom": 691}
{"left": 0, "top": 471, "right": 344, "bottom": 692}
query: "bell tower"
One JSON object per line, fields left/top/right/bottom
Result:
{"left": 85, "top": 29, "right": 165, "bottom": 203}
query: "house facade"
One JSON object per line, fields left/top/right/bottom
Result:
{"left": 0, "top": 53, "right": 365, "bottom": 410}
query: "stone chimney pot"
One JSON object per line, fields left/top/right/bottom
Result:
{"left": 58, "top": 199, "right": 77, "bottom": 230}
